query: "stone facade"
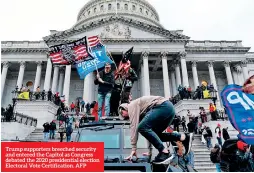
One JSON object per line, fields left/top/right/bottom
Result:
{"left": 1, "top": 0, "right": 254, "bottom": 108}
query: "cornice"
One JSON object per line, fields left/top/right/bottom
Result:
{"left": 1, "top": 48, "right": 48, "bottom": 53}
{"left": 43, "top": 16, "right": 189, "bottom": 41}
{"left": 185, "top": 47, "right": 250, "bottom": 53}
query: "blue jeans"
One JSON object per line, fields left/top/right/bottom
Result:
{"left": 207, "top": 137, "right": 212, "bottom": 148}
{"left": 98, "top": 92, "right": 111, "bottom": 118}
{"left": 186, "top": 151, "right": 195, "bottom": 168}
{"left": 66, "top": 135, "right": 71, "bottom": 142}
{"left": 215, "top": 163, "right": 221, "bottom": 172}
{"left": 49, "top": 130, "right": 55, "bottom": 139}
{"left": 138, "top": 101, "right": 178, "bottom": 152}
{"left": 217, "top": 137, "right": 222, "bottom": 147}
{"left": 43, "top": 132, "right": 49, "bottom": 142}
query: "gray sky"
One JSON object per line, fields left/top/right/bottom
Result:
{"left": 1, "top": 0, "right": 254, "bottom": 51}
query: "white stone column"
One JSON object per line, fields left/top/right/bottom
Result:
{"left": 207, "top": 61, "right": 218, "bottom": 90}
{"left": 191, "top": 61, "right": 199, "bottom": 89}
{"left": 235, "top": 64, "right": 244, "bottom": 85}
{"left": 63, "top": 65, "right": 71, "bottom": 106}
{"left": 51, "top": 66, "right": 59, "bottom": 94}
{"left": 161, "top": 52, "right": 171, "bottom": 98}
{"left": 174, "top": 62, "right": 181, "bottom": 89}
{"left": 83, "top": 73, "right": 94, "bottom": 103}
{"left": 223, "top": 61, "right": 233, "bottom": 84}
{"left": 57, "top": 67, "right": 65, "bottom": 95}
{"left": 1, "top": 62, "right": 9, "bottom": 100}
{"left": 16, "top": 61, "right": 26, "bottom": 90}
{"left": 33, "top": 61, "right": 42, "bottom": 91}
{"left": 142, "top": 52, "right": 150, "bottom": 96}
{"left": 170, "top": 70, "right": 177, "bottom": 96}
{"left": 179, "top": 52, "right": 189, "bottom": 87}
{"left": 241, "top": 60, "right": 249, "bottom": 80}
{"left": 43, "top": 58, "right": 52, "bottom": 91}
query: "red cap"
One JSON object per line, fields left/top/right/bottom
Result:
{"left": 237, "top": 141, "right": 248, "bottom": 151}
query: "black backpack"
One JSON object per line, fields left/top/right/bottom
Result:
{"left": 210, "top": 150, "right": 219, "bottom": 163}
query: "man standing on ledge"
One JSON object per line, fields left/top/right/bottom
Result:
{"left": 118, "top": 96, "right": 193, "bottom": 164}
{"left": 94, "top": 62, "right": 115, "bottom": 119}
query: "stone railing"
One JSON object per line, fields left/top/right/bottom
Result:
{"left": 1, "top": 41, "right": 47, "bottom": 48}
{"left": 1, "top": 112, "right": 37, "bottom": 127}
{"left": 187, "top": 40, "right": 242, "bottom": 47}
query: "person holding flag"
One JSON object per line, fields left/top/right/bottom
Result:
{"left": 94, "top": 62, "right": 115, "bottom": 120}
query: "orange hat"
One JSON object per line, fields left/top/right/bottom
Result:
{"left": 237, "top": 141, "right": 248, "bottom": 151}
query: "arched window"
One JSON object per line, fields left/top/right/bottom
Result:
{"left": 94, "top": 8, "right": 97, "bottom": 13}
{"left": 117, "top": 3, "right": 120, "bottom": 9}
{"left": 132, "top": 5, "right": 136, "bottom": 11}
{"left": 124, "top": 4, "right": 128, "bottom": 10}
{"left": 100, "top": 5, "right": 104, "bottom": 11}
{"left": 146, "top": 11, "right": 148, "bottom": 15}
{"left": 140, "top": 8, "right": 142, "bottom": 13}
{"left": 108, "top": 4, "right": 112, "bottom": 10}
{"left": 88, "top": 11, "right": 90, "bottom": 15}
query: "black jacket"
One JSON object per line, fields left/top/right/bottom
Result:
{"left": 187, "top": 122, "right": 195, "bottom": 133}
{"left": 43, "top": 123, "right": 50, "bottom": 132}
{"left": 94, "top": 71, "right": 115, "bottom": 93}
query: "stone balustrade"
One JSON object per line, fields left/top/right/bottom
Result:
{"left": 187, "top": 40, "right": 243, "bottom": 47}
{"left": 1, "top": 41, "right": 47, "bottom": 48}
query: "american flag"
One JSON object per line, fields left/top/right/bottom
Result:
{"left": 115, "top": 47, "right": 133, "bottom": 80}
{"left": 73, "top": 45, "right": 89, "bottom": 61}
{"left": 48, "top": 36, "right": 93, "bottom": 65}
{"left": 49, "top": 52, "right": 69, "bottom": 65}
{"left": 88, "top": 35, "right": 102, "bottom": 48}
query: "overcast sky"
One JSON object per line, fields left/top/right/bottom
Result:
{"left": 1, "top": 0, "right": 253, "bottom": 51}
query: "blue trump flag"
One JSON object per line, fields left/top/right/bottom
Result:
{"left": 76, "top": 39, "right": 113, "bottom": 79}
{"left": 221, "top": 84, "right": 254, "bottom": 144}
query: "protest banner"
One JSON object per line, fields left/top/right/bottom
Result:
{"left": 221, "top": 84, "right": 254, "bottom": 144}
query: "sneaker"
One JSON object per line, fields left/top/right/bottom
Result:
{"left": 153, "top": 152, "right": 172, "bottom": 164}
{"left": 182, "top": 133, "right": 193, "bottom": 155}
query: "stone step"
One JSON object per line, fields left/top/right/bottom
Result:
{"left": 195, "top": 167, "right": 216, "bottom": 172}
{"left": 194, "top": 158, "right": 211, "bottom": 162}
{"left": 194, "top": 162, "right": 215, "bottom": 167}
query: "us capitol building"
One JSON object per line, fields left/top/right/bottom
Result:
{"left": 1, "top": 0, "right": 254, "bottom": 108}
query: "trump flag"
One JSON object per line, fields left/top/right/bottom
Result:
{"left": 221, "top": 84, "right": 254, "bottom": 144}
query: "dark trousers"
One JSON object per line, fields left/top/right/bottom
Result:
{"left": 174, "top": 125, "right": 179, "bottom": 132}
{"left": 137, "top": 101, "right": 181, "bottom": 152}
{"left": 182, "top": 123, "right": 187, "bottom": 132}
{"left": 60, "top": 133, "right": 64, "bottom": 142}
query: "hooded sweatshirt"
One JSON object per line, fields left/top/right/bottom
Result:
{"left": 120, "top": 96, "right": 168, "bottom": 152}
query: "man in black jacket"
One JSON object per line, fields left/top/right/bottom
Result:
{"left": 94, "top": 63, "right": 115, "bottom": 119}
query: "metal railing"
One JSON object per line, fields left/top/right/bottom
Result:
{"left": 1, "top": 112, "right": 37, "bottom": 127}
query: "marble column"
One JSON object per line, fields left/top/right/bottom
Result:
{"left": 142, "top": 52, "right": 150, "bottom": 96}
{"left": 43, "top": 58, "right": 52, "bottom": 91}
{"left": 33, "top": 61, "right": 42, "bottom": 91}
{"left": 179, "top": 52, "right": 189, "bottom": 87}
{"left": 57, "top": 67, "right": 65, "bottom": 95}
{"left": 1, "top": 62, "right": 9, "bottom": 100}
{"left": 51, "top": 66, "right": 59, "bottom": 94}
{"left": 223, "top": 61, "right": 233, "bottom": 84}
{"left": 83, "top": 73, "right": 94, "bottom": 103}
{"left": 161, "top": 52, "right": 171, "bottom": 98}
{"left": 235, "top": 64, "right": 244, "bottom": 85}
{"left": 63, "top": 65, "right": 71, "bottom": 106}
{"left": 174, "top": 62, "right": 181, "bottom": 89}
{"left": 207, "top": 61, "right": 218, "bottom": 90}
{"left": 16, "top": 61, "right": 26, "bottom": 90}
{"left": 241, "top": 60, "right": 249, "bottom": 80}
{"left": 170, "top": 70, "right": 177, "bottom": 96}
{"left": 191, "top": 61, "right": 199, "bottom": 89}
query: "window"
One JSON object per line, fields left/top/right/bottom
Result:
{"left": 140, "top": 8, "right": 142, "bottom": 13}
{"left": 108, "top": 4, "right": 112, "bottom": 10}
{"left": 100, "top": 5, "right": 104, "bottom": 11}
{"left": 88, "top": 11, "right": 90, "bottom": 15}
{"left": 132, "top": 5, "right": 136, "bottom": 11}
{"left": 146, "top": 11, "right": 148, "bottom": 15}
{"left": 123, "top": 129, "right": 148, "bottom": 149}
{"left": 124, "top": 4, "right": 128, "bottom": 10}
{"left": 117, "top": 3, "right": 120, "bottom": 9}
{"left": 94, "top": 8, "right": 97, "bottom": 13}
{"left": 78, "top": 129, "right": 120, "bottom": 149}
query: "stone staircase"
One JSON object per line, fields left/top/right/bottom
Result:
{"left": 25, "top": 114, "right": 81, "bottom": 142}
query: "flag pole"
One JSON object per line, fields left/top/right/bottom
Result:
{"left": 107, "top": 51, "right": 117, "bottom": 69}
{"left": 116, "top": 0, "right": 117, "bottom": 15}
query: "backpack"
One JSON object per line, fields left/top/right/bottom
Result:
{"left": 210, "top": 149, "right": 220, "bottom": 163}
